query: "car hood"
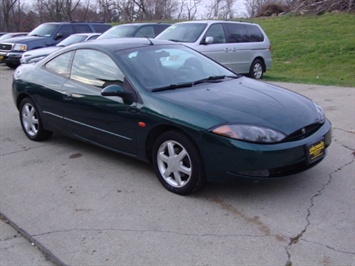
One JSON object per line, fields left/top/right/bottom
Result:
{"left": 2, "top": 36, "right": 46, "bottom": 44}
{"left": 156, "top": 77, "right": 321, "bottom": 135}
{"left": 23, "top": 46, "right": 61, "bottom": 57}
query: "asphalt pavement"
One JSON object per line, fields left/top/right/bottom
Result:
{"left": 0, "top": 64, "right": 354, "bottom": 266}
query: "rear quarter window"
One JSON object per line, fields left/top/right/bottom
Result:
{"left": 92, "top": 24, "right": 112, "bottom": 33}
{"left": 245, "top": 25, "right": 264, "bottom": 42}
{"left": 44, "top": 51, "right": 73, "bottom": 78}
{"left": 73, "top": 25, "right": 92, "bottom": 33}
{"left": 224, "top": 23, "right": 264, "bottom": 43}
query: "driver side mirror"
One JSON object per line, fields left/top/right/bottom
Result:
{"left": 101, "top": 84, "right": 136, "bottom": 102}
{"left": 54, "top": 33, "right": 63, "bottom": 40}
{"left": 204, "top": 36, "right": 214, "bottom": 44}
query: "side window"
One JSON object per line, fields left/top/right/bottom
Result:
{"left": 135, "top": 26, "right": 155, "bottom": 38}
{"left": 92, "top": 24, "right": 111, "bottom": 33}
{"left": 224, "top": 23, "right": 248, "bottom": 43}
{"left": 44, "top": 51, "right": 73, "bottom": 77}
{"left": 74, "top": 25, "right": 92, "bottom": 33}
{"left": 204, "top": 23, "right": 226, "bottom": 44}
{"left": 71, "top": 49, "right": 125, "bottom": 89}
{"left": 57, "top": 25, "right": 75, "bottom": 39}
{"left": 245, "top": 25, "right": 264, "bottom": 42}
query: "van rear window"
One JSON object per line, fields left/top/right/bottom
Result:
{"left": 245, "top": 25, "right": 264, "bottom": 42}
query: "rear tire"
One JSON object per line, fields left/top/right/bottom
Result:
{"left": 249, "top": 59, "right": 264, "bottom": 79}
{"left": 19, "top": 98, "right": 52, "bottom": 141}
{"left": 152, "top": 130, "right": 206, "bottom": 195}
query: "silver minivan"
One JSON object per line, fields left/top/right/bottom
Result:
{"left": 156, "top": 20, "right": 272, "bottom": 79}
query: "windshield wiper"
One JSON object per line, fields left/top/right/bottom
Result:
{"left": 193, "top": 75, "right": 229, "bottom": 84}
{"left": 151, "top": 82, "right": 193, "bottom": 92}
{"left": 151, "top": 75, "right": 239, "bottom": 92}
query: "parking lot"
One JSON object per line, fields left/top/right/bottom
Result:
{"left": 0, "top": 63, "right": 354, "bottom": 265}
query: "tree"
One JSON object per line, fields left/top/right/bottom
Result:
{"left": 205, "top": 0, "right": 235, "bottom": 19}
{"left": 177, "top": 0, "right": 202, "bottom": 20}
{"left": 42, "top": 0, "right": 81, "bottom": 21}
{"left": 1, "top": 0, "right": 18, "bottom": 31}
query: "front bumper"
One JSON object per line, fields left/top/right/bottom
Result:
{"left": 0, "top": 51, "right": 23, "bottom": 66}
{"left": 198, "top": 119, "right": 332, "bottom": 183}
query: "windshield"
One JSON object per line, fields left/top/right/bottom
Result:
{"left": 29, "top": 24, "right": 59, "bottom": 37}
{"left": 156, "top": 23, "right": 207, "bottom": 43}
{"left": 117, "top": 44, "right": 237, "bottom": 91}
{"left": 98, "top": 25, "right": 137, "bottom": 39}
{"left": 57, "top": 35, "right": 88, "bottom": 46}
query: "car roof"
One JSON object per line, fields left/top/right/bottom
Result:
{"left": 41, "top": 22, "right": 109, "bottom": 25}
{"left": 112, "top": 22, "right": 171, "bottom": 27}
{"left": 175, "top": 20, "right": 257, "bottom": 26}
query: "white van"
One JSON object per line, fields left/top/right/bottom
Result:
{"left": 156, "top": 20, "right": 272, "bottom": 79}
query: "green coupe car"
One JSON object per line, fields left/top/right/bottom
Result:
{"left": 12, "top": 38, "right": 332, "bottom": 195}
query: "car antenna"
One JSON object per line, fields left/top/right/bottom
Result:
{"left": 145, "top": 36, "right": 154, "bottom": 45}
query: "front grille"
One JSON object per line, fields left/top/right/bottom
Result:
{"left": 269, "top": 157, "right": 323, "bottom": 177}
{"left": 284, "top": 123, "right": 323, "bottom": 142}
{"left": 0, "top": 43, "right": 13, "bottom": 51}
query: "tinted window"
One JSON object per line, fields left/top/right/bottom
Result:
{"left": 58, "top": 25, "right": 75, "bottom": 38}
{"left": 245, "top": 25, "right": 264, "bottom": 42}
{"left": 92, "top": 24, "right": 111, "bottom": 33}
{"left": 71, "top": 49, "right": 124, "bottom": 88}
{"left": 224, "top": 23, "right": 248, "bottom": 43}
{"left": 205, "top": 23, "right": 226, "bottom": 43}
{"left": 73, "top": 25, "right": 91, "bottom": 33}
{"left": 135, "top": 26, "right": 155, "bottom": 38}
{"left": 154, "top": 25, "right": 171, "bottom": 36}
{"left": 44, "top": 51, "right": 73, "bottom": 77}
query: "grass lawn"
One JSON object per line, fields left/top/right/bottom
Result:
{"left": 247, "top": 13, "right": 355, "bottom": 87}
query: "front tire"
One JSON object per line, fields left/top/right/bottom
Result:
{"left": 19, "top": 98, "right": 52, "bottom": 141}
{"left": 6, "top": 62, "right": 19, "bottom": 69}
{"left": 249, "top": 59, "right": 264, "bottom": 79}
{"left": 152, "top": 130, "right": 205, "bottom": 195}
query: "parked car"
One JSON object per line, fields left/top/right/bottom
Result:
{"left": 156, "top": 20, "right": 272, "bottom": 79}
{"left": 12, "top": 38, "right": 331, "bottom": 195}
{"left": 98, "top": 22, "right": 171, "bottom": 39}
{"left": 0, "top": 32, "right": 29, "bottom": 62}
{"left": 20, "top": 33, "right": 101, "bottom": 64}
{"left": 0, "top": 22, "right": 111, "bottom": 68}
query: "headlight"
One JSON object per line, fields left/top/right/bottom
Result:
{"left": 211, "top": 124, "right": 286, "bottom": 143}
{"left": 13, "top": 44, "right": 27, "bottom": 52}
{"left": 313, "top": 102, "right": 325, "bottom": 123}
